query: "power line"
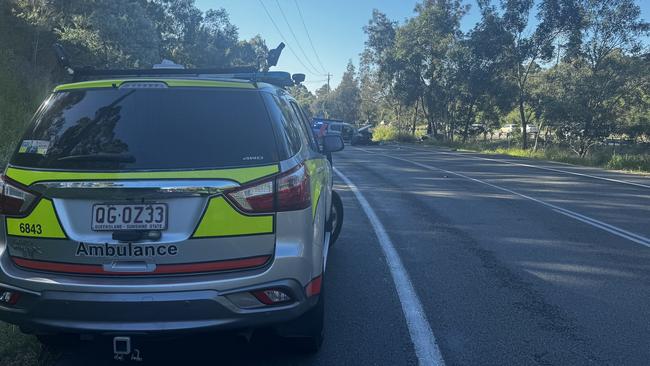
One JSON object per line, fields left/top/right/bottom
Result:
{"left": 294, "top": 0, "right": 328, "bottom": 74}
{"left": 303, "top": 79, "right": 329, "bottom": 83}
{"left": 257, "top": 0, "right": 322, "bottom": 77}
{"left": 274, "top": 0, "right": 324, "bottom": 76}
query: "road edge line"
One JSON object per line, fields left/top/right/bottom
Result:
{"left": 334, "top": 167, "right": 446, "bottom": 366}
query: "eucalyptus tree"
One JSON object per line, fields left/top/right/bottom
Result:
{"left": 287, "top": 84, "right": 316, "bottom": 119}
{"left": 358, "top": 54, "right": 384, "bottom": 125}
{"left": 394, "top": 0, "right": 468, "bottom": 140}
{"left": 492, "top": 0, "right": 580, "bottom": 149}
{"left": 546, "top": 0, "right": 649, "bottom": 155}
{"left": 328, "top": 61, "right": 362, "bottom": 123}
{"left": 361, "top": 10, "right": 403, "bottom": 125}
{"left": 454, "top": 7, "right": 515, "bottom": 142}
{"left": 14, "top": 0, "right": 161, "bottom": 68}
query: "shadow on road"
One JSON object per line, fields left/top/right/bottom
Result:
{"left": 49, "top": 331, "right": 317, "bottom": 366}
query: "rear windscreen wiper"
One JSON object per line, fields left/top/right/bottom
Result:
{"left": 57, "top": 153, "right": 136, "bottom": 163}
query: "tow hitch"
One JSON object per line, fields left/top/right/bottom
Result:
{"left": 113, "top": 336, "right": 143, "bottom": 362}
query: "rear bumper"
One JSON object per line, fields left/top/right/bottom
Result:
{"left": 0, "top": 198, "right": 326, "bottom": 335}
{"left": 0, "top": 278, "right": 318, "bottom": 335}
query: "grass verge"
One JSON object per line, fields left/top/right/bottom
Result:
{"left": 421, "top": 139, "right": 650, "bottom": 173}
{"left": 0, "top": 322, "right": 41, "bottom": 366}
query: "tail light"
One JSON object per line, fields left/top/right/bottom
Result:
{"left": 0, "top": 175, "right": 37, "bottom": 216}
{"left": 276, "top": 165, "right": 310, "bottom": 211}
{"left": 226, "top": 165, "right": 311, "bottom": 213}
{"left": 305, "top": 275, "right": 322, "bottom": 297}
{"left": 227, "top": 180, "right": 274, "bottom": 212}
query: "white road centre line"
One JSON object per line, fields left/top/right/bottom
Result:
{"left": 395, "top": 145, "right": 650, "bottom": 189}
{"left": 334, "top": 167, "right": 446, "bottom": 366}
{"left": 354, "top": 148, "right": 650, "bottom": 249}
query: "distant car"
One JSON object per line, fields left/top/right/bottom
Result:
{"left": 470, "top": 124, "right": 487, "bottom": 135}
{"left": 500, "top": 124, "right": 518, "bottom": 134}
{"left": 522, "top": 125, "right": 539, "bottom": 134}
{"left": 352, "top": 125, "right": 374, "bottom": 145}
{"left": 340, "top": 123, "right": 356, "bottom": 142}
{"left": 312, "top": 118, "right": 356, "bottom": 143}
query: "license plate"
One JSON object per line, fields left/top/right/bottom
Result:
{"left": 92, "top": 203, "right": 167, "bottom": 231}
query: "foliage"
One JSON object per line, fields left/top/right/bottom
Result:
{"left": 327, "top": 61, "right": 361, "bottom": 123}
{"left": 371, "top": 125, "right": 398, "bottom": 142}
{"left": 605, "top": 153, "right": 650, "bottom": 171}
{"left": 0, "top": 0, "right": 268, "bottom": 169}
{"left": 425, "top": 139, "right": 650, "bottom": 172}
{"left": 370, "top": 124, "right": 417, "bottom": 143}
{"left": 360, "top": 0, "right": 650, "bottom": 156}
{"left": 295, "top": 60, "right": 362, "bottom": 124}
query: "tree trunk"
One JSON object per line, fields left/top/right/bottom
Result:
{"left": 395, "top": 104, "right": 402, "bottom": 126}
{"left": 411, "top": 100, "right": 419, "bottom": 136}
{"left": 449, "top": 106, "right": 455, "bottom": 142}
{"left": 462, "top": 101, "right": 475, "bottom": 143}
{"left": 421, "top": 96, "right": 436, "bottom": 137}
{"left": 518, "top": 97, "right": 528, "bottom": 149}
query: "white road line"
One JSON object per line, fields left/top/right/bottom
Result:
{"left": 394, "top": 144, "right": 650, "bottom": 189}
{"left": 354, "top": 148, "right": 650, "bottom": 249}
{"left": 334, "top": 167, "right": 446, "bottom": 366}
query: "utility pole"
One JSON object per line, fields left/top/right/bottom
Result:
{"left": 327, "top": 73, "right": 332, "bottom": 93}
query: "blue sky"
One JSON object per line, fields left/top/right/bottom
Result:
{"left": 196, "top": 0, "right": 650, "bottom": 91}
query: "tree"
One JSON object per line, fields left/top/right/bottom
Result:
{"left": 453, "top": 8, "right": 514, "bottom": 142}
{"left": 360, "top": 13, "right": 406, "bottom": 128}
{"left": 0, "top": 0, "right": 274, "bottom": 168}
{"left": 328, "top": 60, "right": 361, "bottom": 123}
{"left": 398, "top": 0, "right": 468, "bottom": 140}
{"left": 548, "top": 0, "right": 650, "bottom": 155}
{"left": 311, "top": 83, "right": 332, "bottom": 118}
{"left": 232, "top": 35, "right": 269, "bottom": 68}
{"left": 358, "top": 54, "right": 383, "bottom": 125}
{"left": 495, "top": 0, "right": 578, "bottom": 149}
{"left": 287, "top": 84, "right": 316, "bottom": 119}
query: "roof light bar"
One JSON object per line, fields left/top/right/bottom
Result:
{"left": 119, "top": 82, "right": 168, "bottom": 89}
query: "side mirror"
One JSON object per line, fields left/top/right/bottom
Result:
{"left": 323, "top": 135, "right": 344, "bottom": 153}
{"left": 292, "top": 73, "right": 306, "bottom": 84}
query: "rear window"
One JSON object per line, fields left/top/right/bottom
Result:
{"left": 10, "top": 87, "right": 278, "bottom": 170}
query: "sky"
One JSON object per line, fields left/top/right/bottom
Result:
{"left": 196, "top": 0, "right": 650, "bottom": 91}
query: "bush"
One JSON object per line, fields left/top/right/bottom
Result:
{"left": 370, "top": 124, "right": 418, "bottom": 143}
{"left": 423, "top": 139, "right": 650, "bottom": 173}
{"left": 372, "top": 125, "right": 398, "bottom": 142}
{"left": 606, "top": 153, "right": 650, "bottom": 172}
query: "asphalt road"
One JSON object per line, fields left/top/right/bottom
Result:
{"left": 52, "top": 144, "right": 650, "bottom": 365}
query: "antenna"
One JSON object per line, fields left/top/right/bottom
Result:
{"left": 266, "top": 42, "right": 285, "bottom": 71}
{"left": 53, "top": 43, "right": 74, "bottom": 76}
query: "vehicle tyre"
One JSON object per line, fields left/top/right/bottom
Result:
{"left": 327, "top": 191, "right": 343, "bottom": 246}
{"left": 278, "top": 282, "right": 325, "bottom": 354}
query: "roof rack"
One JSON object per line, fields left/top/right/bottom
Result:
{"left": 72, "top": 66, "right": 259, "bottom": 81}
{"left": 54, "top": 43, "right": 305, "bottom": 88}
{"left": 70, "top": 68, "right": 300, "bottom": 88}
